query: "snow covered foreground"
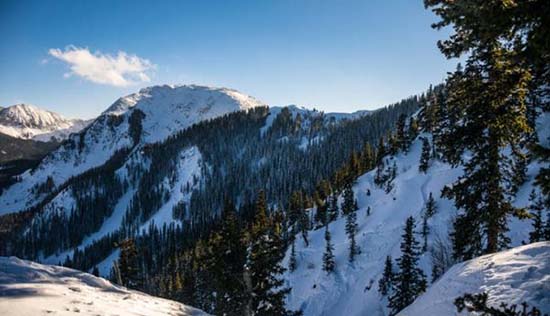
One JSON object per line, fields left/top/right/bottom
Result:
{"left": 0, "top": 257, "right": 208, "bottom": 316}
{"left": 400, "top": 242, "right": 550, "bottom": 316}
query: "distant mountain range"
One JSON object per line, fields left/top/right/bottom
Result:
{"left": 0, "top": 103, "right": 91, "bottom": 142}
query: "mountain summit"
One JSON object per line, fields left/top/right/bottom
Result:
{"left": 101, "top": 84, "right": 266, "bottom": 143}
{"left": 0, "top": 104, "right": 90, "bottom": 142}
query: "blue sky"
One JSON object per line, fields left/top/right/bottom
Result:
{"left": 0, "top": 0, "right": 457, "bottom": 119}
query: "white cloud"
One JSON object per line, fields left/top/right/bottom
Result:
{"left": 48, "top": 46, "right": 155, "bottom": 87}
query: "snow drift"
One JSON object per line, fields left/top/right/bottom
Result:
{"left": 0, "top": 256, "right": 209, "bottom": 316}
{"left": 399, "top": 242, "right": 550, "bottom": 316}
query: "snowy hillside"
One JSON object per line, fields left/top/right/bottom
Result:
{"left": 102, "top": 84, "right": 265, "bottom": 143}
{"left": 282, "top": 112, "right": 549, "bottom": 316}
{"left": 399, "top": 242, "right": 550, "bottom": 316}
{"left": 0, "top": 103, "right": 90, "bottom": 142}
{"left": 0, "top": 256, "right": 208, "bottom": 316}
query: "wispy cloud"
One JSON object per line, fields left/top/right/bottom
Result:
{"left": 48, "top": 46, "right": 155, "bottom": 87}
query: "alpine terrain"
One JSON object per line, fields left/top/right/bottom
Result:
{"left": 1, "top": 1, "right": 549, "bottom": 316}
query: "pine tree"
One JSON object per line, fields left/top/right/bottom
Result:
{"left": 424, "top": 193, "right": 437, "bottom": 218}
{"left": 208, "top": 199, "right": 247, "bottom": 316}
{"left": 342, "top": 184, "right": 356, "bottom": 216}
{"left": 408, "top": 117, "right": 419, "bottom": 143}
{"left": 346, "top": 211, "right": 359, "bottom": 263}
{"left": 396, "top": 114, "right": 408, "bottom": 152}
{"left": 289, "top": 191, "right": 309, "bottom": 246}
{"left": 376, "top": 136, "right": 386, "bottom": 165}
{"left": 389, "top": 217, "right": 427, "bottom": 315}
{"left": 289, "top": 240, "right": 297, "bottom": 272}
{"left": 314, "top": 197, "right": 328, "bottom": 228}
{"left": 327, "top": 194, "right": 339, "bottom": 222}
{"left": 378, "top": 255, "right": 394, "bottom": 296}
{"left": 246, "top": 190, "right": 296, "bottom": 316}
{"left": 419, "top": 137, "right": 431, "bottom": 173}
{"left": 118, "top": 238, "right": 142, "bottom": 290}
{"left": 528, "top": 190, "right": 546, "bottom": 243}
{"left": 426, "top": 0, "right": 538, "bottom": 261}
{"left": 322, "top": 225, "right": 335, "bottom": 273}
{"left": 421, "top": 215, "right": 429, "bottom": 253}
{"left": 361, "top": 142, "right": 375, "bottom": 173}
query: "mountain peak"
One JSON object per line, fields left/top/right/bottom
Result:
{"left": 0, "top": 103, "right": 90, "bottom": 141}
{"left": 0, "top": 103, "right": 67, "bottom": 128}
{"left": 104, "top": 84, "right": 265, "bottom": 116}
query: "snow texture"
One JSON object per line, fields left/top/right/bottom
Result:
{"left": 399, "top": 242, "right": 550, "bottom": 316}
{"left": 0, "top": 256, "right": 209, "bottom": 316}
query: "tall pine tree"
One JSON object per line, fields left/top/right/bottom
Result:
{"left": 426, "top": 0, "right": 544, "bottom": 261}
{"left": 322, "top": 224, "right": 335, "bottom": 273}
{"left": 389, "top": 217, "right": 427, "bottom": 315}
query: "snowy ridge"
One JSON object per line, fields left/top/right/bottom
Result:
{"left": 0, "top": 103, "right": 90, "bottom": 141}
{"left": 399, "top": 242, "right": 550, "bottom": 316}
{"left": 261, "top": 104, "right": 370, "bottom": 135}
{"left": 0, "top": 256, "right": 209, "bottom": 316}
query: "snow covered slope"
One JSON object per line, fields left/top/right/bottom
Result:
{"left": 103, "top": 84, "right": 265, "bottom": 143}
{"left": 398, "top": 242, "right": 550, "bottom": 316}
{"left": 0, "top": 104, "right": 90, "bottom": 142}
{"left": 282, "top": 111, "right": 549, "bottom": 316}
{"left": 0, "top": 256, "right": 208, "bottom": 316}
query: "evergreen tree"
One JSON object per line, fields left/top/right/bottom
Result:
{"left": 378, "top": 255, "right": 394, "bottom": 296}
{"left": 246, "top": 191, "right": 296, "bottom": 316}
{"left": 208, "top": 199, "right": 247, "bottom": 316}
{"left": 322, "top": 224, "right": 335, "bottom": 273}
{"left": 389, "top": 217, "right": 427, "bottom": 315}
{"left": 421, "top": 215, "right": 429, "bottom": 253}
{"left": 426, "top": 0, "right": 540, "bottom": 260}
{"left": 396, "top": 114, "right": 408, "bottom": 151}
{"left": 345, "top": 208, "right": 360, "bottom": 262}
{"left": 408, "top": 117, "right": 419, "bottom": 143}
{"left": 314, "top": 197, "right": 328, "bottom": 228}
{"left": 419, "top": 137, "right": 431, "bottom": 173}
{"left": 118, "top": 238, "right": 142, "bottom": 290}
{"left": 528, "top": 190, "right": 546, "bottom": 243}
{"left": 92, "top": 266, "right": 99, "bottom": 277}
{"left": 361, "top": 142, "right": 375, "bottom": 173}
{"left": 289, "top": 240, "right": 297, "bottom": 272}
{"left": 424, "top": 193, "right": 437, "bottom": 218}
{"left": 327, "top": 194, "right": 339, "bottom": 222}
{"left": 376, "top": 136, "right": 386, "bottom": 164}
{"left": 342, "top": 184, "right": 357, "bottom": 216}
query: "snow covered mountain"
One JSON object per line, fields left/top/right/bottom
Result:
{"left": 0, "top": 256, "right": 208, "bottom": 316}
{"left": 0, "top": 85, "right": 266, "bottom": 214}
{"left": 399, "top": 242, "right": 550, "bottom": 316}
{"left": 0, "top": 104, "right": 90, "bottom": 142}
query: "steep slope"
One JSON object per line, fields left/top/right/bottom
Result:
{"left": 282, "top": 112, "right": 549, "bottom": 316}
{"left": 398, "top": 242, "right": 550, "bottom": 316}
{"left": 0, "top": 256, "right": 208, "bottom": 316}
{"left": 0, "top": 103, "right": 90, "bottom": 142}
